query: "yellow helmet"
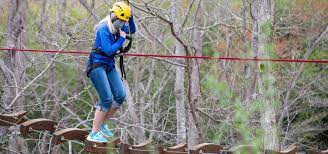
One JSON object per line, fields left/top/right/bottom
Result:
{"left": 110, "top": 2, "right": 131, "bottom": 22}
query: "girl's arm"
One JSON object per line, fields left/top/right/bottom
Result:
{"left": 122, "top": 16, "right": 136, "bottom": 34}
{"left": 99, "top": 28, "right": 126, "bottom": 56}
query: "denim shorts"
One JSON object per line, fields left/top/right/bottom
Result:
{"left": 89, "top": 65, "right": 126, "bottom": 112}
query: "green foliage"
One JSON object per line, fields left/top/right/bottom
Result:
{"left": 202, "top": 75, "right": 234, "bottom": 109}
{"left": 261, "top": 20, "right": 273, "bottom": 37}
{"left": 203, "top": 74, "right": 268, "bottom": 148}
{"left": 0, "top": 5, "right": 7, "bottom": 46}
{"left": 203, "top": 41, "right": 216, "bottom": 57}
{"left": 264, "top": 43, "right": 277, "bottom": 57}
{"left": 276, "top": 0, "right": 295, "bottom": 11}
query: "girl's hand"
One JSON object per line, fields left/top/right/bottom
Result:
{"left": 120, "top": 30, "right": 127, "bottom": 38}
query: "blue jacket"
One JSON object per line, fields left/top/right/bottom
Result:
{"left": 87, "top": 16, "right": 136, "bottom": 69}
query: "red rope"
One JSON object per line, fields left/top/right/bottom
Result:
{"left": 0, "top": 48, "right": 327, "bottom": 64}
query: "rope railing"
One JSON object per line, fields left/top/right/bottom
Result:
{"left": 0, "top": 48, "right": 327, "bottom": 63}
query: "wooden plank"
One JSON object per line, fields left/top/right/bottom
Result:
{"left": 308, "top": 149, "right": 328, "bottom": 154}
{"left": 167, "top": 143, "right": 187, "bottom": 152}
{"left": 84, "top": 139, "right": 107, "bottom": 154}
{"left": 265, "top": 145, "right": 297, "bottom": 154}
{"left": 129, "top": 140, "right": 154, "bottom": 154}
{"left": 158, "top": 143, "right": 188, "bottom": 154}
{"left": 226, "top": 145, "right": 259, "bottom": 154}
{"left": 20, "top": 118, "right": 57, "bottom": 138}
{"left": 189, "top": 143, "right": 223, "bottom": 154}
{"left": 52, "top": 128, "right": 88, "bottom": 145}
{"left": 84, "top": 137, "right": 121, "bottom": 154}
{"left": 0, "top": 111, "right": 28, "bottom": 126}
{"left": 131, "top": 140, "right": 152, "bottom": 149}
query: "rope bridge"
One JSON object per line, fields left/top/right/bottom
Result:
{"left": 0, "top": 111, "right": 327, "bottom": 154}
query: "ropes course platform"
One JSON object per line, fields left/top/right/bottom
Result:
{"left": 0, "top": 111, "right": 327, "bottom": 154}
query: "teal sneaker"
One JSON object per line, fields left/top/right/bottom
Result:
{"left": 100, "top": 124, "right": 114, "bottom": 138}
{"left": 87, "top": 131, "right": 109, "bottom": 143}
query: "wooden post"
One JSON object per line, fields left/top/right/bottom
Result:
{"left": 120, "top": 143, "right": 130, "bottom": 154}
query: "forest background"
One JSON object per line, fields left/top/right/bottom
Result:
{"left": 0, "top": 0, "right": 327, "bottom": 153}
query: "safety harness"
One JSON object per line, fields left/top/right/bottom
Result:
{"left": 86, "top": 32, "right": 132, "bottom": 80}
{"left": 86, "top": 0, "right": 132, "bottom": 80}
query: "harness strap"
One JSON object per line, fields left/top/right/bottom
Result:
{"left": 87, "top": 24, "right": 133, "bottom": 79}
{"left": 89, "top": 35, "right": 132, "bottom": 80}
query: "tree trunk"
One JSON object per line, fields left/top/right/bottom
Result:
{"left": 241, "top": 0, "right": 254, "bottom": 103}
{"left": 123, "top": 80, "right": 146, "bottom": 143}
{"left": 38, "top": 0, "right": 66, "bottom": 152}
{"left": 170, "top": 0, "right": 187, "bottom": 144}
{"left": 0, "top": 0, "right": 29, "bottom": 153}
{"left": 250, "top": 0, "right": 279, "bottom": 150}
{"left": 188, "top": 0, "right": 203, "bottom": 147}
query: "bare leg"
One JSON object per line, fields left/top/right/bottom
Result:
{"left": 105, "top": 107, "right": 119, "bottom": 120}
{"left": 92, "top": 109, "right": 107, "bottom": 132}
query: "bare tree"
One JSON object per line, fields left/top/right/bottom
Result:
{"left": 0, "top": 1, "right": 29, "bottom": 153}
{"left": 170, "top": 0, "right": 187, "bottom": 144}
{"left": 188, "top": 0, "right": 204, "bottom": 147}
{"left": 251, "top": 0, "right": 279, "bottom": 150}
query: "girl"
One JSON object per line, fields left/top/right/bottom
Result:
{"left": 86, "top": 2, "right": 136, "bottom": 143}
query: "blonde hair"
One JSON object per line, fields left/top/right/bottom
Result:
{"left": 94, "top": 13, "right": 117, "bottom": 34}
